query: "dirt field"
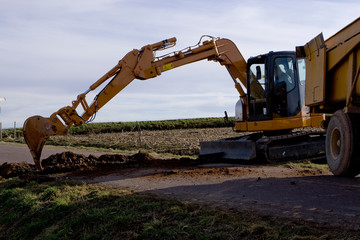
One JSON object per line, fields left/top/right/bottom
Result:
{"left": 48, "top": 127, "right": 241, "bottom": 155}
{"left": 1, "top": 127, "right": 360, "bottom": 232}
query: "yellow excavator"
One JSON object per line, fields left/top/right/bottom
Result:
{"left": 23, "top": 35, "right": 325, "bottom": 170}
{"left": 24, "top": 17, "right": 360, "bottom": 177}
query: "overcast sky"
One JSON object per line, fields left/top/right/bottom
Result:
{"left": 0, "top": 0, "right": 359, "bottom": 128}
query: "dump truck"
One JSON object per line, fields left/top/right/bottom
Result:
{"left": 202, "top": 17, "right": 360, "bottom": 177}
{"left": 296, "top": 17, "right": 360, "bottom": 176}
{"left": 23, "top": 18, "right": 359, "bottom": 176}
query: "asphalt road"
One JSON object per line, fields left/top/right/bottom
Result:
{"left": 0, "top": 142, "right": 110, "bottom": 164}
{"left": 87, "top": 164, "right": 360, "bottom": 230}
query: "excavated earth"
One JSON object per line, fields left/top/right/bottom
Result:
{"left": 0, "top": 151, "right": 198, "bottom": 178}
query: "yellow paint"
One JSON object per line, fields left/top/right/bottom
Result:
{"left": 234, "top": 114, "right": 324, "bottom": 132}
{"left": 162, "top": 63, "right": 174, "bottom": 71}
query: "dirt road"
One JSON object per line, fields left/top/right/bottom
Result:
{"left": 1, "top": 142, "right": 360, "bottom": 230}
{"left": 82, "top": 163, "right": 360, "bottom": 230}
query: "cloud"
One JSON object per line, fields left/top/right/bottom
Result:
{"left": 1, "top": 0, "right": 360, "bottom": 128}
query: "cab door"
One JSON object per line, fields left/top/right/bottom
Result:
{"left": 247, "top": 56, "right": 271, "bottom": 121}
{"left": 247, "top": 52, "right": 301, "bottom": 122}
{"left": 270, "top": 54, "right": 301, "bottom": 118}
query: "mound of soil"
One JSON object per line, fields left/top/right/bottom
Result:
{"left": 41, "top": 151, "right": 158, "bottom": 173}
{"left": 0, "top": 162, "right": 36, "bottom": 179}
{"left": 0, "top": 151, "right": 197, "bottom": 179}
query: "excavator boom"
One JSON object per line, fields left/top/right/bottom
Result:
{"left": 23, "top": 36, "right": 248, "bottom": 169}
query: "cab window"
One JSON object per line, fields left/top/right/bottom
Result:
{"left": 248, "top": 63, "right": 268, "bottom": 118}
{"left": 273, "top": 57, "right": 295, "bottom": 94}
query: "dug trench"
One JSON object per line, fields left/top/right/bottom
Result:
{"left": 1, "top": 151, "right": 360, "bottom": 232}
{"left": 0, "top": 151, "right": 202, "bottom": 179}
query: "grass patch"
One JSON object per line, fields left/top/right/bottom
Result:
{"left": 0, "top": 178, "right": 357, "bottom": 240}
{"left": 283, "top": 160, "right": 328, "bottom": 170}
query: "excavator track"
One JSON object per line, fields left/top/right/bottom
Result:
{"left": 257, "top": 129, "right": 326, "bottom": 163}
{"left": 199, "top": 129, "right": 326, "bottom": 163}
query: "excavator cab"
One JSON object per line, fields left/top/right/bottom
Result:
{"left": 246, "top": 51, "right": 301, "bottom": 122}
{"left": 202, "top": 52, "right": 325, "bottom": 161}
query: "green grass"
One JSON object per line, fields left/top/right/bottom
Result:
{"left": 0, "top": 178, "right": 357, "bottom": 240}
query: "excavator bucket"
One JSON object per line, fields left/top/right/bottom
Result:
{"left": 23, "top": 116, "right": 53, "bottom": 170}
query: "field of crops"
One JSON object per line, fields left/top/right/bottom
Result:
{"left": 2, "top": 117, "right": 235, "bottom": 137}
{"left": 48, "top": 127, "right": 240, "bottom": 156}
{"left": 2, "top": 117, "right": 239, "bottom": 156}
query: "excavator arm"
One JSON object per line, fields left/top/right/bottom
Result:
{"left": 23, "top": 36, "right": 248, "bottom": 170}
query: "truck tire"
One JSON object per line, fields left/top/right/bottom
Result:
{"left": 348, "top": 113, "right": 360, "bottom": 176}
{"left": 326, "top": 110, "right": 360, "bottom": 177}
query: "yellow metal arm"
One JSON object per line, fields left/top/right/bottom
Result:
{"left": 137, "top": 37, "right": 248, "bottom": 102}
{"left": 23, "top": 36, "right": 248, "bottom": 169}
{"left": 46, "top": 36, "right": 248, "bottom": 133}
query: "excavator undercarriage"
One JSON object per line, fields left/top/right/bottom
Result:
{"left": 200, "top": 129, "right": 326, "bottom": 163}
